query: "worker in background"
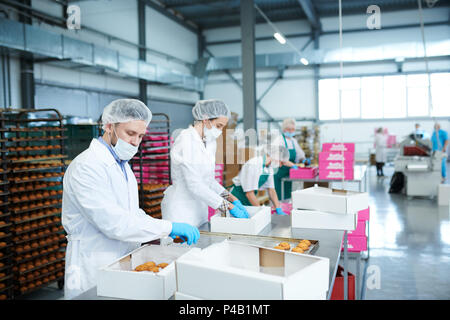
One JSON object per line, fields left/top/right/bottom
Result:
{"left": 62, "top": 99, "right": 200, "bottom": 300}
{"left": 374, "top": 127, "right": 387, "bottom": 177}
{"left": 413, "top": 123, "right": 429, "bottom": 139}
{"left": 161, "top": 99, "right": 249, "bottom": 227}
{"left": 273, "top": 118, "right": 308, "bottom": 200}
{"left": 230, "top": 145, "right": 290, "bottom": 215}
{"left": 431, "top": 122, "right": 448, "bottom": 181}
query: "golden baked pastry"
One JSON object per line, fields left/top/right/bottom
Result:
{"left": 292, "top": 247, "right": 304, "bottom": 254}
{"left": 274, "top": 245, "right": 285, "bottom": 250}
{"left": 278, "top": 242, "right": 290, "bottom": 250}
{"left": 297, "top": 242, "right": 309, "bottom": 251}
{"left": 135, "top": 264, "right": 149, "bottom": 272}
{"left": 149, "top": 266, "right": 160, "bottom": 273}
{"left": 300, "top": 239, "right": 311, "bottom": 246}
{"left": 157, "top": 263, "right": 168, "bottom": 269}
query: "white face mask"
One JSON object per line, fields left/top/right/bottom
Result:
{"left": 204, "top": 121, "right": 222, "bottom": 141}
{"left": 111, "top": 128, "right": 139, "bottom": 161}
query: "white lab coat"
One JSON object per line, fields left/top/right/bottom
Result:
{"left": 232, "top": 156, "right": 275, "bottom": 192}
{"left": 161, "top": 126, "right": 225, "bottom": 227}
{"left": 375, "top": 133, "right": 387, "bottom": 163}
{"left": 62, "top": 139, "right": 172, "bottom": 300}
{"left": 273, "top": 134, "right": 305, "bottom": 163}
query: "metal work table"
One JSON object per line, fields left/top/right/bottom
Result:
{"left": 73, "top": 214, "right": 344, "bottom": 300}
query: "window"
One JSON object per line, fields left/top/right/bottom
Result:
{"left": 361, "top": 76, "right": 383, "bottom": 119}
{"left": 318, "top": 72, "right": 450, "bottom": 120}
{"left": 383, "top": 75, "right": 406, "bottom": 118}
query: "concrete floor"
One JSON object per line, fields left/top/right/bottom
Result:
{"left": 345, "top": 163, "right": 450, "bottom": 300}
{"left": 17, "top": 163, "right": 450, "bottom": 300}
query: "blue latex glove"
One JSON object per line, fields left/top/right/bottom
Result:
{"left": 169, "top": 222, "right": 200, "bottom": 245}
{"left": 230, "top": 205, "right": 249, "bottom": 219}
{"left": 232, "top": 200, "right": 249, "bottom": 217}
{"left": 292, "top": 165, "right": 298, "bottom": 170}
{"left": 275, "top": 207, "right": 288, "bottom": 215}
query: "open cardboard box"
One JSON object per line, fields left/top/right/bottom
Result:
{"left": 210, "top": 206, "right": 271, "bottom": 235}
{"left": 291, "top": 209, "right": 357, "bottom": 231}
{"left": 175, "top": 239, "right": 329, "bottom": 300}
{"left": 292, "top": 185, "right": 368, "bottom": 214}
{"left": 97, "top": 244, "right": 194, "bottom": 300}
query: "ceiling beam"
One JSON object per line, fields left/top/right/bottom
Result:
{"left": 296, "top": 0, "right": 321, "bottom": 30}
{"left": 164, "top": 0, "right": 227, "bottom": 8}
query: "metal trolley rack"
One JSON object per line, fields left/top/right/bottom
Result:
{"left": 0, "top": 112, "right": 13, "bottom": 300}
{"left": 130, "top": 113, "right": 171, "bottom": 219}
{"left": 1, "top": 109, "right": 67, "bottom": 298}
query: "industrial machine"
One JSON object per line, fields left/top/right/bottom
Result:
{"left": 394, "top": 134, "right": 445, "bottom": 198}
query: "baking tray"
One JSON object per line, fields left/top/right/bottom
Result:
{"left": 11, "top": 136, "right": 68, "bottom": 142}
{"left": 163, "top": 231, "right": 319, "bottom": 255}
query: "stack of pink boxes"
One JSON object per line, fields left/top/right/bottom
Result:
{"left": 208, "top": 164, "right": 225, "bottom": 220}
{"left": 319, "top": 143, "right": 355, "bottom": 180}
{"left": 132, "top": 132, "right": 172, "bottom": 185}
{"left": 343, "top": 206, "right": 370, "bottom": 252}
{"left": 289, "top": 166, "right": 318, "bottom": 179}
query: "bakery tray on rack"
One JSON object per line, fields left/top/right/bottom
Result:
{"left": 14, "top": 229, "right": 64, "bottom": 245}
{"left": 12, "top": 175, "right": 64, "bottom": 184}
{"left": 10, "top": 212, "right": 60, "bottom": 225}
{"left": 11, "top": 194, "right": 61, "bottom": 205}
{"left": 12, "top": 165, "right": 64, "bottom": 174}
{"left": 10, "top": 155, "right": 67, "bottom": 163}
{"left": 13, "top": 221, "right": 62, "bottom": 236}
{"left": 179, "top": 231, "right": 321, "bottom": 256}
{"left": 17, "top": 274, "right": 64, "bottom": 295}
{"left": 17, "top": 256, "right": 65, "bottom": 276}
{"left": 11, "top": 203, "right": 62, "bottom": 215}
{"left": 11, "top": 136, "right": 68, "bottom": 142}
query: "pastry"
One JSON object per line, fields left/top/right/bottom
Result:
{"left": 274, "top": 245, "right": 285, "bottom": 250}
{"left": 278, "top": 242, "right": 290, "bottom": 250}
{"left": 157, "top": 263, "right": 168, "bottom": 269}
{"left": 297, "top": 242, "right": 309, "bottom": 251}
{"left": 149, "top": 266, "right": 160, "bottom": 273}
{"left": 134, "top": 264, "right": 148, "bottom": 272}
{"left": 300, "top": 239, "right": 311, "bottom": 246}
{"left": 292, "top": 247, "right": 304, "bottom": 254}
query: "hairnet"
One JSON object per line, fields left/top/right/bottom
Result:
{"left": 192, "top": 99, "right": 230, "bottom": 121}
{"left": 282, "top": 118, "right": 296, "bottom": 131}
{"left": 101, "top": 99, "right": 152, "bottom": 130}
{"left": 267, "top": 145, "right": 290, "bottom": 162}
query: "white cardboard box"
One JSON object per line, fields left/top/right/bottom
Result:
{"left": 292, "top": 186, "right": 368, "bottom": 214}
{"left": 210, "top": 206, "right": 271, "bottom": 235}
{"left": 438, "top": 184, "right": 450, "bottom": 206}
{"left": 291, "top": 209, "right": 357, "bottom": 231}
{"left": 97, "top": 244, "right": 194, "bottom": 300}
{"left": 175, "top": 240, "right": 329, "bottom": 300}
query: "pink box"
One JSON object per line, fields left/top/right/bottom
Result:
{"left": 319, "top": 152, "right": 354, "bottom": 162}
{"left": 358, "top": 207, "right": 370, "bottom": 221}
{"left": 215, "top": 164, "right": 224, "bottom": 171}
{"left": 142, "top": 134, "right": 169, "bottom": 141}
{"left": 319, "top": 168, "right": 354, "bottom": 180}
{"left": 319, "top": 161, "right": 354, "bottom": 170}
{"left": 348, "top": 220, "right": 366, "bottom": 236}
{"left": 133, "top": 166, "right": 170, "bottom": 172}
{"left": 289, "top": 167, "right": 318, "bottom": 179}
{"left": 342, "top": 235, "right": 367, "bottom": 252}
{"left": 322, "top": 143, "right": 355, "bottom": 153}
{"left": 140, "top": 178, "right": 169, "bottom": 184}
{"left": 208, "top": 207, "right": 216, "bottom": 220}
{"left": 141, "top": 141, "right": 169, "bottom": 148}
{"left": 271, "top": 202, "right": 292, "bottom": 215}
{"left": 387, "top": 135, "right": 396, "bottom": 148}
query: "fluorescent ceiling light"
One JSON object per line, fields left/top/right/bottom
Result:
{"left": 300, "top": 57, "right": 309, "bottom": 65}
{"left": 273, "top": 32, "right": 286, "bottom": 45}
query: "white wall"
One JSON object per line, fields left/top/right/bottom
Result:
{"left": 3, "top": 0, "right": 200, "bottom": 112}
{"left": 203, "top": 6, "right": 450, "bottom": 157}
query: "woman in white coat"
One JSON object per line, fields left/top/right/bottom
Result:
{"left": 62, "top": 99, "right": 199, "bottom": 299}
{"left": 374, "top": 127, "right": 387, "bottom": 176}
{"left": 161, "top": 99, "right": 248, "bottom": 227}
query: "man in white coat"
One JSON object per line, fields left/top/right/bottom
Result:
{"left": 62, "top": 99, "right": 199, "bottom": 299}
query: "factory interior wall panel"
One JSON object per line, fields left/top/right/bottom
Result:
{"left": 145, "top": 6, "right": 198, "bottom": 64}
{"left": 34, "top": 63, "right": 140, "bottom": 97}
{"left": 146, "top": 84, "right": 199, "bottom": 105}
{"left": 7, "top": 56, "right": 21, "bottom": 109}
{"left": 146, "top": 99, "right": 194, "bottom": 134}
{"left": 34, "top": 83, "right": 133, "bottom": 120}
{"left": 203, "top": 81, "right": 243, "bottom": 116}
{"left": 31, "top": 0, "right": 63, "bottom": 18}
